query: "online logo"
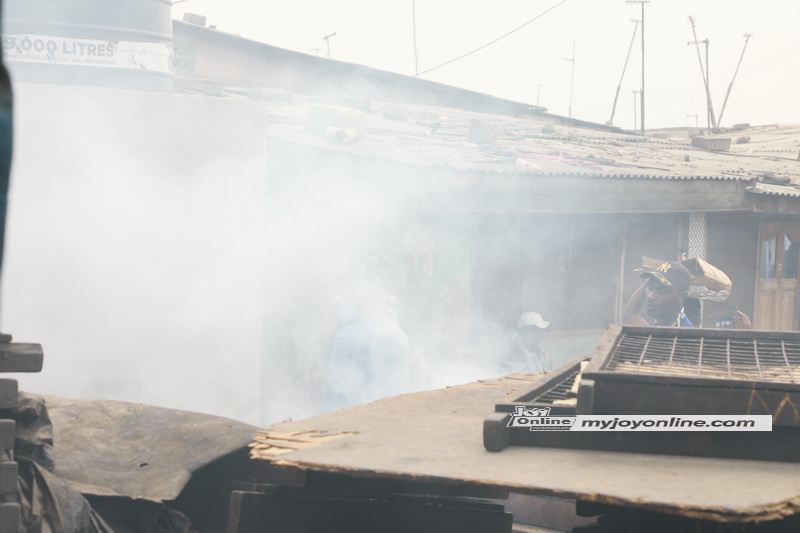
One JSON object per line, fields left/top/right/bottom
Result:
{"left": 506, "top": 406, "right": 771, "bottom": 432}
{"left": 506, "top": 406, "right": 575, "bottom": 431}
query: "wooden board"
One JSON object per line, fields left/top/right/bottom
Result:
{"left": 0, "top": 380, "right": 18, "bottom": 410}
{"left": 0, "top": 343, "right": 43, "bottom": 373}
{"left": 228, "top": 489, "right": 512, "bottom": 533}
{"left": 0, "top": 420, "right": 14, "bottom": 451}
{"left": 0, "top": 502, "right": 19, "bottom": 531}
{"left": 487, "top": 412, "right": 800, "bottom": 463}
{"left": 250, "top": 373, "right": 800, "bottom": 524}
{"left": 0, "top": 462, "right": 16, "bottom": 497}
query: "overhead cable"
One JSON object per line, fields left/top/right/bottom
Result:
{"left": 417, "top": 0, "right": 570, "bottom": 77}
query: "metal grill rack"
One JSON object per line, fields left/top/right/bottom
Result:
{"left": 534, "top": 367, "right": 581, "bottom": 403}
{"left": 580, "top": 326, "right": 800, "bottom": 427}
{"left": 484, "top": 327, "right": 800, "bottom": 462}
{"left": 485, "top": 358, "right": 588, "bottom": 452}
{"left": 493, "top": 358, "right": 588, "bottom": 416}
{"left": 606, "top": 332, "right": 800, "bottom": 383}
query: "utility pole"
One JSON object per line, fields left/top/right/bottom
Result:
{"left": 323, "top": 32, "right": 337, "bottom": 59}
{"left": 717, "top": 33, "right": 753, "bottom": 126}
{"left": 688, "top": 17, "right": 716, "bottom": 134}
{"left": 626, "top": 0, "right": 648, "bottom": 134}
{"left": 534, "top": 84, "right": 545, "bottom": 107}
{"left": 412, "top": 0, "right": 419, "bottom": 76}
{"left": 632, "top": 89, "right": 640, "bottom": 132}
{"left": 563, "top": 41, "right": 575, "bottom": 118}
{"left": 608, "top": 19, "right": 640, "bottom": 126}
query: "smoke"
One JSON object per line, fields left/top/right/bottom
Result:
{"left": 1, "top": 67, "right": 668, "bottom": 429}
{"left": 4, "top": 83, "right": 270, "bottom": 424}
{"left": 0, "top": 5, "right": 639, "bottom": 429}
{"left": 1, "top": 78, "right": 519, "bottom": 427}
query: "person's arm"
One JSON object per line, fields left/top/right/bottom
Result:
{"left": 733, "top": 310, "right": 752, "bottom": 329}
{"left": 623, "top": 280, "right": 650, "bottom": 326}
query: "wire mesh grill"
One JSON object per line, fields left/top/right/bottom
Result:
{"left": 534, "top": 369, "right": 580, "bottom": 402}
{"left": 605, "top": 332, "right": 800, "bottom": 383}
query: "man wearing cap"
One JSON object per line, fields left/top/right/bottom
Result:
{"left": 507, "top": 312, "right": 555, "bottom": 373}
{"left": 623, "top": 261, "right": 694, "bottom": 327}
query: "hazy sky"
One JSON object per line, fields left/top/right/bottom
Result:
{"left": 171, "top": 0, "right": 800, "bottom": 130}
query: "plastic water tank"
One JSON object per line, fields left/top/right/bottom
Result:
{"left": 3, "top": 0, "right": 174, "bottom": 90}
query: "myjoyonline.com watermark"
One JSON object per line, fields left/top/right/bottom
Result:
{"left": 507, "top": 406, "right": 772, "bottom": 431}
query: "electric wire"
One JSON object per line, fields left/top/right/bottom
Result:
{"left": 416, "top": 0, "right": 569, "bottom": 77}
{"left": 685, "top": 72, "right": 702, "bottom": 127}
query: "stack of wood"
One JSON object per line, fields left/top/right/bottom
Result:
{"left": 249, "top": 430, "right": 353, "bottom": 461}
{"left": 0, "top": 335, "right": 43, "bottom": 530}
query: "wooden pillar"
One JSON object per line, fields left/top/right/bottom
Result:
{"left": 688, "top": 212, "right": 707, "bottom": 324}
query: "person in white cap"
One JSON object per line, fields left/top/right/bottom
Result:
{"left": 508, "top": 311, "right": 554, "bottom": 373}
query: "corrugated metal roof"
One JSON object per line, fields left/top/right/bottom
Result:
{"left": 454, "top": 168, "right": 749, "bottom": 181}
{"left": 264, "top": 95, "right": 800, "bottom": 184}
{"left": 747, "top": 182, "right": 800, "bottom": 197}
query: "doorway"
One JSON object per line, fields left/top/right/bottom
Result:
{"left": 754, "top": 220, "right": 800, "bottom": 330}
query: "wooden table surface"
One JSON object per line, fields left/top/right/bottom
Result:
{"left": 251, "top": 373, "right": 800, "bottom": 523}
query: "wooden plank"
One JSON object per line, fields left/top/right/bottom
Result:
{"left": 0, "top": 343, "right": 43, "bottom": 373}
{"left": 0, "top": 462, "right": 17, "bottom": 496}
{"left": 228, "top": 490, "right": 512, "bottom": 533}
{"left": 0, "top": 420, "right": 14, "bottom": 451}
{"left": 0, "top": 502, "right": 19, "bottom": 532}
{"left": 303, "top": 470, "right": 509, "bottom": 500}
{"left": 249, "top": 431, "right": 354, "bottom": 460}
{"left": 572, "top": 508, "right": 800, "bottom": 532}
{"left": 250, "top": 373, "right": 800, "bottom": 523}
{"left": 483, "top": 412, "right": 511, "bottom": 452}
{"left": 506, "top": 426, "right": 800, "bottom": 464}
{"left": 0, "top": 380, "right": 18, "bottom": 410}
{"left": 576, "top": 377, "right": 595, "bottom": 416}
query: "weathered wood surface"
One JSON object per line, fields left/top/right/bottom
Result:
{"left": 249, "top": 430, "right": 354, "bottom": 459}
{"left": 0, "top": 380, "right": 18, "bottom": 410}
{"left": 0, "top": 502, "right": 20, "bottom": 531}
{"left": 0, "top": 343, "right": 43, "bottom": 373}
{"left": 0, "top": 461, "right": 17, "bottom": 496}
{"left": 251, "top": 373, "right": 800, "bottom": 523}
{"left": 228, "top": 489, "right": 512, "bottom": 533}
{"left": 0, "top": 420, "right": 14, "bottom": 451}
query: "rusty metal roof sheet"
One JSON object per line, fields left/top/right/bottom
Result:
{"left": 43, "top": 395, "right": 259, "bottom": 501}
{"left": 264, "top": 97, "right": 800, "bottom": 185}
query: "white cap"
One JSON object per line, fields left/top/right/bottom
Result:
{"left": 517, "top": 311, "right": 549, "bottom": 330}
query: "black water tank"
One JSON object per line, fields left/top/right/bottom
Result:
{"left": 3, "top": 0, "right": 174, "bottom": 90}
